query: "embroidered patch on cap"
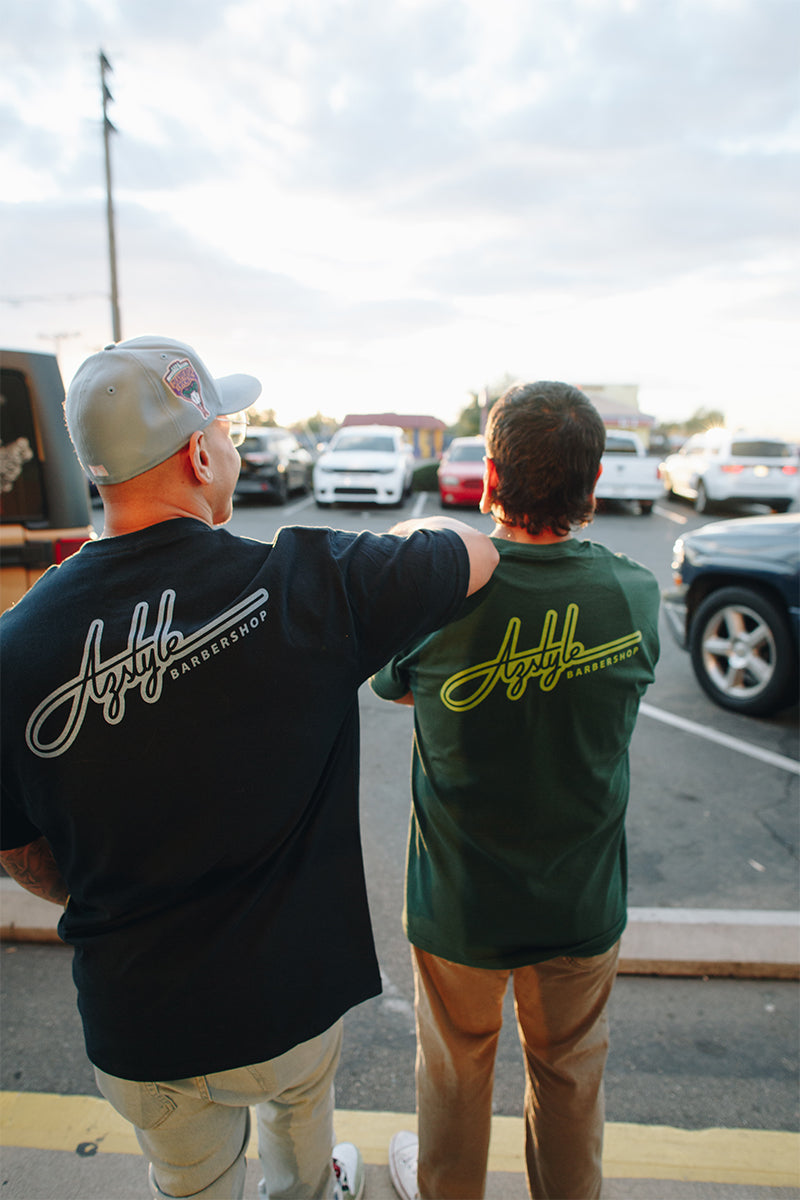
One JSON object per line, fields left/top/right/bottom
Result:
{"left": 163, "top": 358, "right": 210, "bottom": 419}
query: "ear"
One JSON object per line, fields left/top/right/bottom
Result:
{"left": 187, "top": 429, "right": 214, "bottom": 485}
{"left": 479, "top": 456, "right": 499, "bottom": 515}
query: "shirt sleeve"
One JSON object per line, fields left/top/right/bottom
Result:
{"left": 370, "top": 653, "right": 414, "bottom": 701}
{"left": 340, "top": 526, "right": 470, "bottom": 679}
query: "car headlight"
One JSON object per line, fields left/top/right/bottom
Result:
{"left": 671, "top": 537, "right": 685, "bottom": 584}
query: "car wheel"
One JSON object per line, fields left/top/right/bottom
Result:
{"left": 273, "top": 475, "right": 289, "bottom": 505}
{"left": 315, "top": 498, "right": 331, "bottom": 508}
{"left": 689, "top": 586, "right": 797, "bottom": 716}
{"left": 639, "top": 500, "right": 654, "bottom": 515}
{"left": 771, "top": 500, "right": 791, "bottom": 513}
{"left": 694, "top": 481, "right": 711, "bottom": 514}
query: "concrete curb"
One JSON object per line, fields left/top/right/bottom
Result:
{"left": 619, "top": 907, "right": 800, "bottom": 980}
{"left": 1, "top": 879, "right": 798, "bottom": 979}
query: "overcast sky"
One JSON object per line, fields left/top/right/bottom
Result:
{"left": 2, "top": 0, "right": 799, "bottom": 434}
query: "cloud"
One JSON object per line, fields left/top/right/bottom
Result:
{"left": 2, "top": 0, "right": 798, "bottom": 431}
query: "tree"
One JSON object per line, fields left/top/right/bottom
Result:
{"left": 681, "top": 407, "right": 726, "bottom": 435}
{"left": 248, "top": 408, "right": 278, "bottom": 428}
{"left": 451, "top": 373, "right": 519, "bottom": 438}
{"left": 295, "top": 411, "right": 338, "bottom": 443}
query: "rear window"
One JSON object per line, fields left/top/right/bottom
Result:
{"left": 730, "top": 440, "right": 794, "bottom": 458}
{"left": 241, "top": 430, "right": 285, "bottom": 452}
{"left": 604, "top": 435, "right": 638, "bottom": 454}
{"left": 333, "top": 435, "right": 396, "bottom": 453}
{"left": 447, "top": 443, "right": 485, "bottom": 463}
{"left": 0, "top": 368, "right": 45, "bottom": 523}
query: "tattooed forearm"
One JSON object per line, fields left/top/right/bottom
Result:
{"left": 0, "top": 837, "right": 69, "bottom": 906}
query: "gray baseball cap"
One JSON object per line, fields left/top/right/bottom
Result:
{"left": 65, "top": 335, "right": 262, "bottom": 485}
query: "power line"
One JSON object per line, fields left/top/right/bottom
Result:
{"left": 1, "top": 293, "right": 108, "bottom": 306}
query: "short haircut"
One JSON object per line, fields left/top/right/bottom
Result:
{"left": 485, "top": 381, "right": 606, "bottom": 537}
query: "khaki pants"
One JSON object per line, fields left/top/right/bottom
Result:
{"left": 412, "top": 942, "right": 620, "bottom": 1200}
{"left": 95, "top": 1021, "right": 343, "bottom": 1199}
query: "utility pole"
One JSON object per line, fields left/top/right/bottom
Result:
{"left": 100, "top": 50, "right": 122, "bottom": 343}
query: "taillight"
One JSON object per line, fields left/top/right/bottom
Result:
{"left": 720, "top": 464, "right": 744, "bottom": 473}
{"left": 54, "top": 536, "right": 92, "bottom": 564}
{"left": 782, "top": 464, "right": 798, "bottom": 475}
{"left": 243, "top": 452, "right": 276, "bottom": 466}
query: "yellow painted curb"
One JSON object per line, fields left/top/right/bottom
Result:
{"left": 1, "top": 1092, "right": 798, "bottom": 1188}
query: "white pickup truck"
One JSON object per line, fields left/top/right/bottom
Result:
{"left": 595, "top": 431, "right": 666, "bottom": 515}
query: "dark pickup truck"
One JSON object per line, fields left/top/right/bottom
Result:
{"left": 1, "top": 349, "right": 95, "bottom": 614}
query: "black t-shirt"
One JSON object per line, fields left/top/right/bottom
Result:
{"left": 0, "top": 517, "right": 468, "bottom": 1080}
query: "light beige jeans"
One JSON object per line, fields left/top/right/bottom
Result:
{"left": 412, "top": 942, "right": 620, "bottom": 1200}
{"left": 95, "top": 1020, "right": 343, "bottom": 1199}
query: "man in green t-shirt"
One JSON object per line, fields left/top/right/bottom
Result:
{"left": 371, "top": 381, "right": 660, "bottom": 1200}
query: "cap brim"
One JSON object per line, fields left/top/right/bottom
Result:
{"left": 217, "top": 373, "right": 262, "bottom": 413}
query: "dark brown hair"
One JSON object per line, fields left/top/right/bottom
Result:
{"left": 485, "top": 381, "right": 606, "bottom": 537}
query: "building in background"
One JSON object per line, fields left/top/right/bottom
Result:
{"left": 578, "top": 384, "right": 657, "bottom": 446}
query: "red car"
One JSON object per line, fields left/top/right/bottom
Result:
{"left": 438, "top": 436, "right": 486, "bottom": 508}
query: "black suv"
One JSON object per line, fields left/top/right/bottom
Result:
{"left": 235, "top": 427, "right": 313, "bottom": 503}
{"left": 663, "top": 513, "right": 799, "bottom": 717}
{"left": 1, "top": 350, "right": 95, "bottom": 614}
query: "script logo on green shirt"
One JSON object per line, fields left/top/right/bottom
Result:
{"left": 440, "top": 605, "right": 643, "bottom": 710}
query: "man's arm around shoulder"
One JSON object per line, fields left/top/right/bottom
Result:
{"left": 389, "top": 515, "right": 499, "bottom": 597}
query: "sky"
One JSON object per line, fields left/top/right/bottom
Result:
{"left": 2, "top": 0, "right": 799, "bottom": 436}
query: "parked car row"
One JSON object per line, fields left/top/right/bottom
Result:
{"left": 2, "top": 361, "right": 796, "bottom": 723}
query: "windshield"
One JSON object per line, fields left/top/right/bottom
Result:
{"left": 332, "top": 434, "right": 397, "bottom": 453}
{"left": 447, "top": 443, "right": 485, "bottom": 463}
{"left": 730, "top": 440, "right": 794, "bottom": 457}
{"left": 604, "top": 435, "right": 638, "bottom": 454}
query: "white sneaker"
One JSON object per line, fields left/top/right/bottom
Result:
{"left": 388, "top": 1131, "right": 419, "bottom": 1200}
{"left": 333, "top": 1141, "right": 365, "bottom": 1200}
{"left": 257, "top": 1144, "right": 365, "bottom": 1200}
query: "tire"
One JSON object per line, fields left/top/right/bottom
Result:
{"left": 694, "top": 481, "right": 711, "bottom": 514}
{"left": 771, "top": 500, "right": 791, "bottom": 514}
{"left": 689, "top": 586, "right": 797, "bottom": 716}
{"left": 639, "top": 500, "right": 654, "bottom": 515}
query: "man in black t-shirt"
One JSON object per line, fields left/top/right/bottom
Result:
{"left": 0, "top": 336, "right": 498, "bottom": 1200}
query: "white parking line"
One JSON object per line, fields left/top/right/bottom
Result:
{"left": 411, "top": 492, "right": 428, "bottom": 518}
{"left": 283, "top": 495, "right": 316, "bottom": 516}
{"left": 640, "top": 702, "right": 800, "bottom": 775}
{"left": 654, "top": 504, "right": 689, "bottom": 525}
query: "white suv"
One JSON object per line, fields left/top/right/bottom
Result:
{"left": 661, "top": 430, "right": 799, "bottom": 514}
{"left": 313, "top": 425, "right": 414, "bottom": 507}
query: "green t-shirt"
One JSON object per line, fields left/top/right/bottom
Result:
{"left": 371, "top": 537, "right": 660, "bottom": 969}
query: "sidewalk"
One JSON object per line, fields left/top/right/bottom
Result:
{"left": 1, "top": 1092, "right": 799, "bottom": 1198}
